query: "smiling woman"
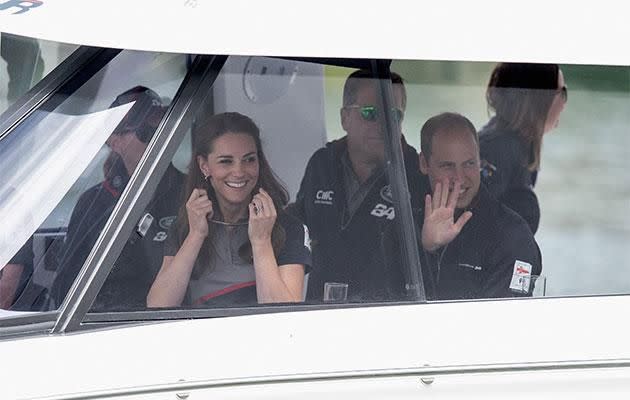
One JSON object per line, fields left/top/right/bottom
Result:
{"left": 146, "top": 112, "right": 311, "bottom": 308}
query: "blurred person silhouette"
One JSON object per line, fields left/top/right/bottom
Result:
{"left": 1, "top": 32, "right": 44, "bottom": 104}
{"left": 479, "top": 63, "right": 567, "bottom": 234}
{"left": 48, "top": 86, "right": 185, "bottom": 311}
{"left": 0, "top": 33, "right": 45, "bottom": 309}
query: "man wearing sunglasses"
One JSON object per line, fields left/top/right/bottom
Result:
{"left": 290, "top": 69, "right": 423, "bottom": 302}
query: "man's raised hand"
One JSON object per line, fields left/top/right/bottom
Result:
{"left": 421, "top": 180, "right": 472, "bottom": 252}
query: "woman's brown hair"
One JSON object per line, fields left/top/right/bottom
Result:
{"left": 486, "top": 63, "right": 560, "bottom": 171}
{"left": 176, "top": 112, "right": 288, "bottom": 278}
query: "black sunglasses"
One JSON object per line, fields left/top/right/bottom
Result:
{"left": 345, "top": 105, "right": 404, "bottom": 122}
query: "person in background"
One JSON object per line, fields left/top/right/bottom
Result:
{"left": 1, "top": 32, "right": 44, "bottom": 104}
{"left": 290, "top": 69, "right": 422, "bottom": 302}
{"left": 147, "top": 112, "right": 310, "bottom": 307}
{"left": 0, "top": 32, "right": 44, "bottom": 308}
{"left": 479, "top": 63, "right": 567, "bottom": 234}
{"left": 50, "top": 86, "right": 185, "bottom": 311}
{"left": 419, "top": 112, "right": 542, "bottom": 299}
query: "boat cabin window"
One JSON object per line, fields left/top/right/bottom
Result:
{"left": 1, "top": 40, "right": 629, "bottom": 327}
{"left": 92, "top": 56, "right": 417, "bottom": 312}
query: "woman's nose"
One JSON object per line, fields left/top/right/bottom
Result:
{"left": 231, "top": 162, "right": 245, "bottom": 175}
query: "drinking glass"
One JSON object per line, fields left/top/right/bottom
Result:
{"left": 323, "top": 282, "right": 348, "bottom": 302}
{"left": 531, "top": 275, "right": 547, "bottom": 297}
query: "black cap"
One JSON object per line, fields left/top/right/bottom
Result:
{"left": 110, "top": 86, "right": 165, "bottom": 143}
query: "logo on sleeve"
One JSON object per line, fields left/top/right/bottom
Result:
{"left": 159, "top": 216, "right": 176, "bottom": 230}
{"left": 509, "top": 260, "right": 532, "bottom": 293}
{"left": 314, "top": 190, "right": 334, "bottom": 205}
{"left": 303, "top": 224, "right": 311, "bottom": 252}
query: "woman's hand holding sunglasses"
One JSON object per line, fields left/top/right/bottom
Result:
{"left": 248, "top": 188, "right": 276, "bottom": 245}
{"left": 186, "top": 188, "right": 214, "bottom": 238}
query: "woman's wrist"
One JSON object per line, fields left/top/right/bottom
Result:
{"left": 250, "top": 237, "right": 272, "bottom": 250}
{"left": 186, "top": 231, "right": 207, "bottom": 245}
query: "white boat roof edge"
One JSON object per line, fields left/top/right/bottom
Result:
{"left": 1, "top": 0, "right": 630, "bottom": 66}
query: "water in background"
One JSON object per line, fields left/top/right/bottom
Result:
{"left": 326, "top": 61, "right": 630, "bottom": 297}
{"left": 537, "top": 88, "right": 630, "bottom": 295}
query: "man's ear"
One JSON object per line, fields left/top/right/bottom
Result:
{"left": 340, "top": 107, "right": 350, "bottom": 132}
{"left": 419, "top": 153, "right": 429, "bottom": 175}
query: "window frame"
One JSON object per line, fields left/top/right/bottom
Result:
{"left": 62, "top": 55, "right": 427, "bottom": 332}
{"left": 51, "top": 54, "right": 230, "bottom": 333}
{"left": 0, "top": 47, "right": 212, "bottom": 336}
{"left": 10, "top": 49, "right": 627, "bottom": 336}
{"left": 370, "top": 59, "right": 425, "bottom": 300}
{"left": 0, "top": 46, "right": 122, "bottom": 338}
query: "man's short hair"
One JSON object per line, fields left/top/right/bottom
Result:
{"left": 420, "top": 112, "right": 479, "bottom": 160}
{"left": 110, "top": 86, "right": 165, "bottom": 143}
{"left": 342, "top": 69, "right": 407, "bottom": 109}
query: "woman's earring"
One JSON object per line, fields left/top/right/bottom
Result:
{"left": 202, "top": 171, "right": 210, "bottom": 182}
